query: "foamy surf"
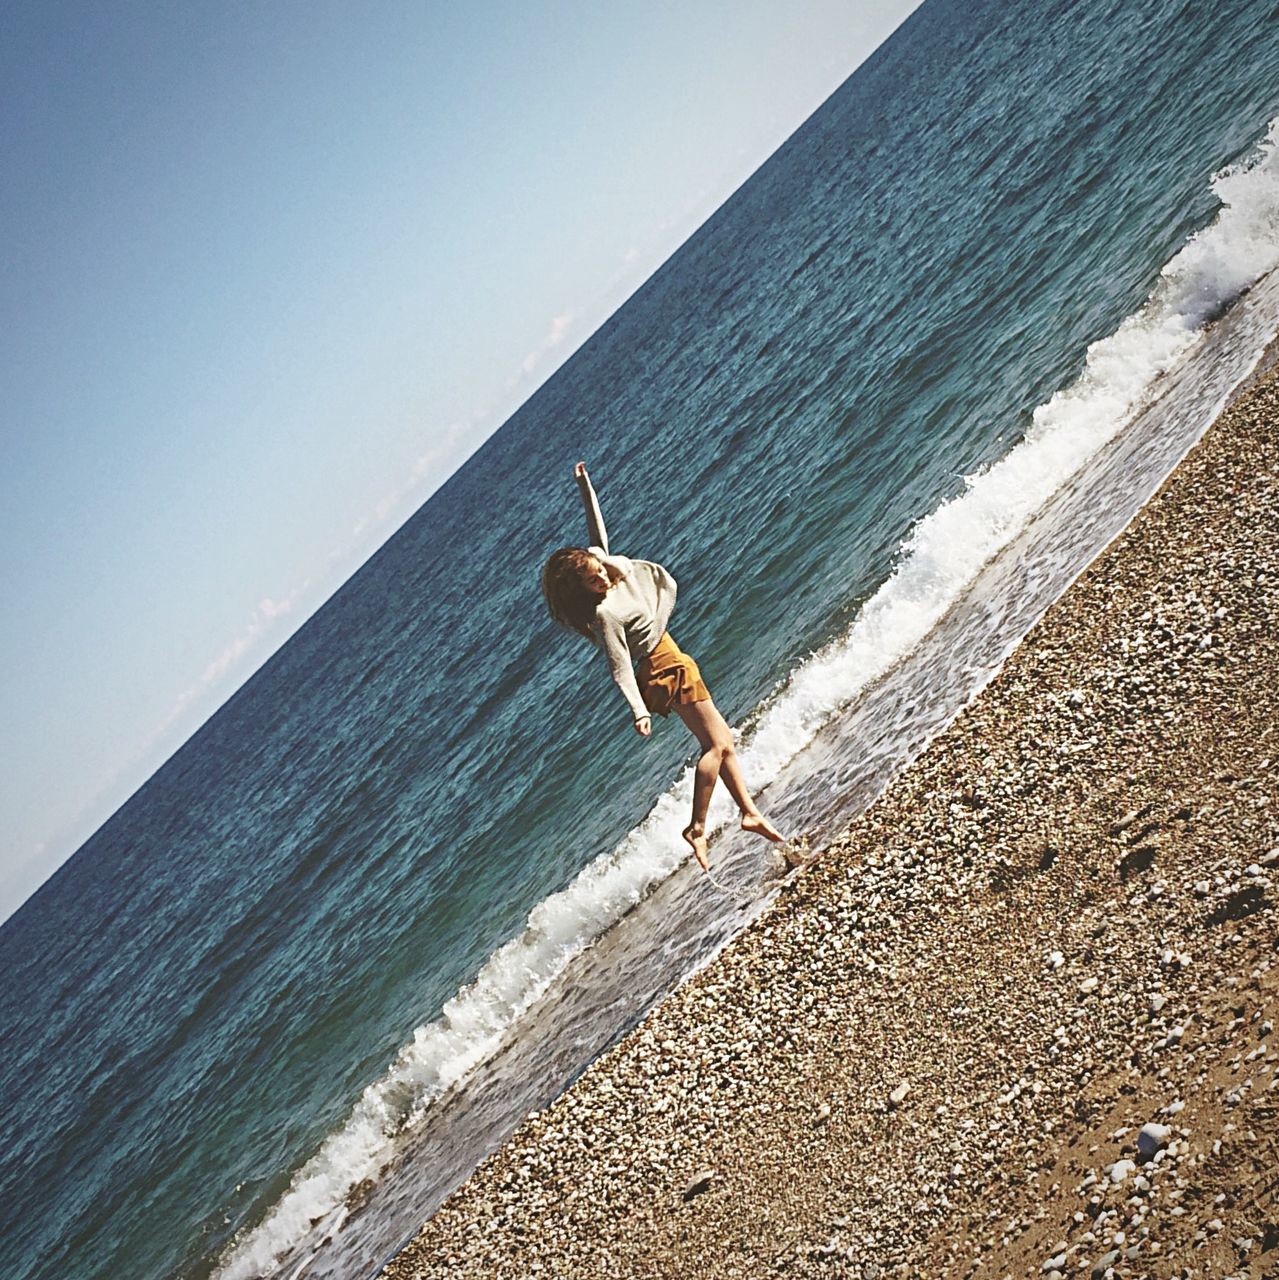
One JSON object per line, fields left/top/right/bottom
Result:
{"left": 215, "top": 115, "right": 1279, "bottom": 1280}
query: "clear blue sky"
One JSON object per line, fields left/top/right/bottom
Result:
{"left": 0, "top": 0, "right": 918, "bottom": 921}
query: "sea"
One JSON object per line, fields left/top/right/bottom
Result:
{"left": 3, "top": 0, "right": 1278, "bottom": 1276}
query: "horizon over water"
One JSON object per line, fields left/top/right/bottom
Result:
{"left": 3, "top": 1, "right": 1279, "bottom": 1278}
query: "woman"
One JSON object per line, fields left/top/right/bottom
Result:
{"left": 541, "top": 462, "right": 785, "bottom": 871}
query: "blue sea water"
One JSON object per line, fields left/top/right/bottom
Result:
{"left": 3, "top": 0, "right": 1279, "bottom": 1276}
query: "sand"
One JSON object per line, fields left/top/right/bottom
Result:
{"left": 381, "top": 363, "right": 1278, "bottom": 1280}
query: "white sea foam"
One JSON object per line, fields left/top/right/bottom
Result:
{"left": 215, "top": 115, "right": 1279, "bottom": 1280}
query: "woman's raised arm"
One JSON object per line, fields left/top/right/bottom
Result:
{"left": 574, "top": 461, "right": 609, "bottom": 554}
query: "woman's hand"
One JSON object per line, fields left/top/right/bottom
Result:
{"left": 634, "top": 716, "right": 652, "bottom": 737}
{"left": 574, "top": 461, "right": 588, "bottom": 481}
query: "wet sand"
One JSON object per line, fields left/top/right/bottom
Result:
{"left": 381, "top": 363, "right": 1278, "bottom": 1280}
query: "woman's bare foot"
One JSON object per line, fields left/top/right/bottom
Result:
{"left": 682, "top": 824, "right": 710, "bottom": 872}
{"left": 741, "top": 811, "right": 785, "bottom": 844}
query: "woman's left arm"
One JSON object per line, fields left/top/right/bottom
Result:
{"left": 574, "top": 462, "right": 609, "bottom": 553}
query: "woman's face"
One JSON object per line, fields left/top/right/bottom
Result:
{"left": 584, "top": 556, "right": 611, "bottom": 594}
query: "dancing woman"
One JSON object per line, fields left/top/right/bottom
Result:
{"left": 540, "top": 462, "right": 785, "bottom": 871}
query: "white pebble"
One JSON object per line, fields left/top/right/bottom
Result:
{"left": 1137, "top": 1122, "right": 1172, "bottom": 1155}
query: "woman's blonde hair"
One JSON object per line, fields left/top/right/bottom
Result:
{"left": 541, "top": 548, "right": 618, "bottom": 641}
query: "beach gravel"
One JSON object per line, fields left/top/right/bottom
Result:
{"left": 381, "top": 366, "right": 1279, "bottom": 1279}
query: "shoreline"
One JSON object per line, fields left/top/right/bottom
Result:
{"left": 381, "top": 363, "right": 1278, "bottom": 1280}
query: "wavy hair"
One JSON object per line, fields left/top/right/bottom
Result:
{"left": 541, "top": 547, "right": 620, "bottom": 642}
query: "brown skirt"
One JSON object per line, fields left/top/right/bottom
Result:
{"left": 637, "top": 632, "right": 710, "bottom": 717}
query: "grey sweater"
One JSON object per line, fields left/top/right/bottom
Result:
{"left": 577, "top": 472, "right": 677, "bottom": 721}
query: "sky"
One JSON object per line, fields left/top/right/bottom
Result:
{"left": 0, "top": 0, "right": 919, "bottom": 922}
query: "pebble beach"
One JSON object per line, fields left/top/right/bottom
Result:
{"left": 381, "top": 360, "right": 1279, "bottom": 1280}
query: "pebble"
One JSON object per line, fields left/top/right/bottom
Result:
{"left": 1137, "top": 1122, "right": 1171, "bottom": 1155}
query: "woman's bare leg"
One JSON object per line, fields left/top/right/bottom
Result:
{"left": 673, "top": 698, "right": 785, "bottom": 869}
